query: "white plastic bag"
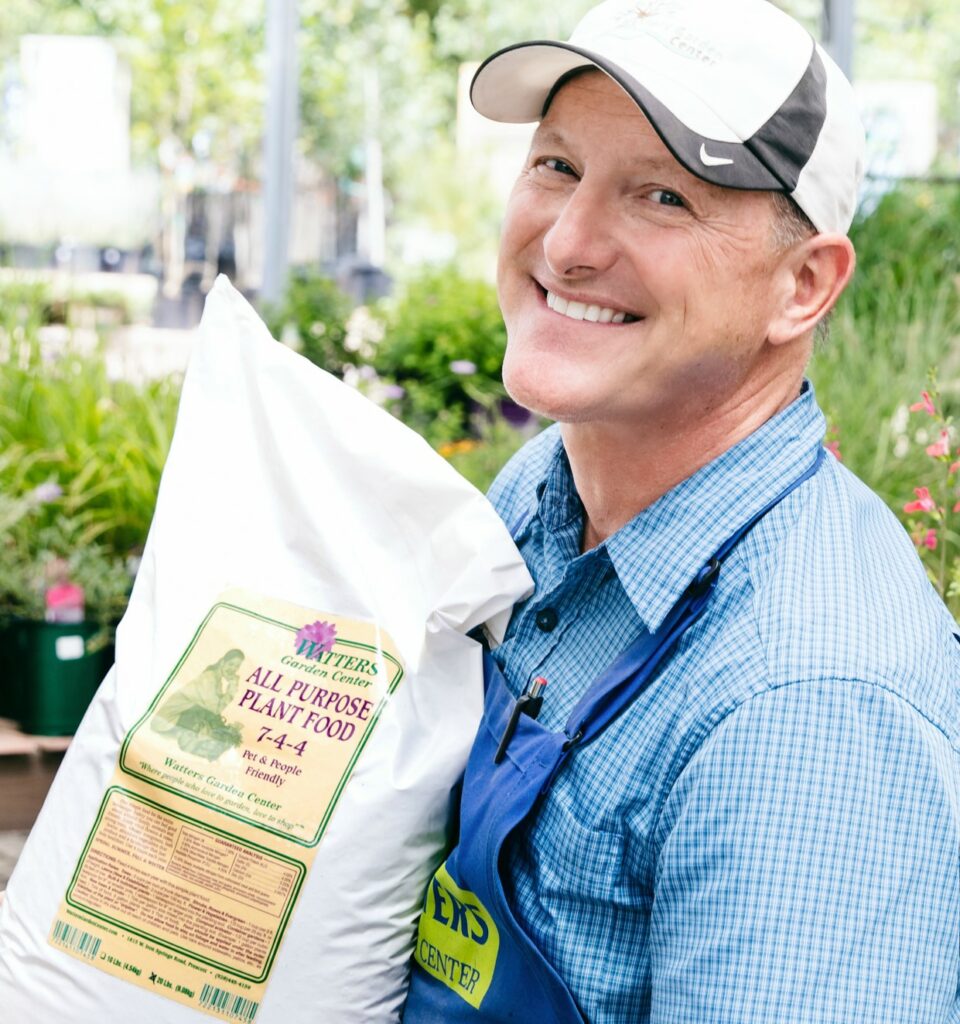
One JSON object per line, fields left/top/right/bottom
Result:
{"left": 0, "top": 276, "right": 531, "bottom": 1022}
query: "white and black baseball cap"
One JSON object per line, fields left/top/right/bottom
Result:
{"left": 471, "top": 0, "right": 865, "bottom": 234}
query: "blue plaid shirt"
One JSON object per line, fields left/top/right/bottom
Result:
{"left": 487, "top": 385, "right": 960, "bottom": 1023}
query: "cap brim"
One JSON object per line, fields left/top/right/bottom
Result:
{"left": 470, "top": 41, "right": 788, "bottom": 194}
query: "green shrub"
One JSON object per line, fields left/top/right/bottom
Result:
{"left": 373, "top": 268, "right": 508, "bottom": 445}
{"left": 0, "top": 490, "right": 130, "bottom": 628}
{"left": 0, "top": 279, "right": 134, "bottom": 331}
{"left": 809, "top": 183, "right": 960, "bottom": 512}
{"left": 0, "top": 335, "right": 180, "bottom": 556}
{"left": 262, "top": 270, "right": 355, "bottom": 376}
{"left": 0, "top": 280, "right": 54, "bottom": 335}
{"left": 846, "top": 185, "right": 960, "bottom": 324}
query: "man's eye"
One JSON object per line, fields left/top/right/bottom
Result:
{"left": 542, "top": 158, "right": 577, "bottom": 176}
{"left": 649, "top": 189, "right": 685, "bottom": 207}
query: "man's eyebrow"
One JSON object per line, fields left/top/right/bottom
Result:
{"left": 530, "top": 126, "right": 567, "bottom": 150}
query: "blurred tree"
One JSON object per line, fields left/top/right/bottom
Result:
{"left": 429, "top": 0, "right": 593, "bottom": 69}
{"left": 405, "top": 0, "right": 444, "bottom": 25}
{"left": 298, "top": 0, "right": 447, "bottom": 183}
{"left": 3, "top": 0, "right": 959, "bottom": 283}
{"left": 0, "top": 0, "right": 264, "bottom": 166}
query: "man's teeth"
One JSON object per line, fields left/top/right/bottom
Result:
{"left": 545, "top": 290, "right": 633, "bottom": 323}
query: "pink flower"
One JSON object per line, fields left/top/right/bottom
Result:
{"left": 950, "top": 460, "right": 960, "bottom": 475}
{"left": 926, "top": 430, "right": 951, "bottom": 457}
{"left": 295, "top": 620, "right": 338, "bottom": 658}
{"left": 953, "top": 500, "right": 960, "bottom": 513}
{"left": 904, "top": 486, "right": 937, "bottom": 513}
{"left": 824, "top": 423, "right": 842, "bottom": 461}
{"left": 910, "top": 391, "right": 936, "bottom": 416}
{"left": 912, "top": 526, "right": 938, "bottom": 550}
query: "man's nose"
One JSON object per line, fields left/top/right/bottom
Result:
{"left": 542, "top": 181, "right": 619, "bottom": 278}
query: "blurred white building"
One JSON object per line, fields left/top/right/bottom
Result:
{"left": 0, "top": 36, "right": 159, "bottom": 251}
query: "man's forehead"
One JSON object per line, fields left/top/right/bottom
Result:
{"left": 533, "top": 80, "right": 700, "bottom": 182}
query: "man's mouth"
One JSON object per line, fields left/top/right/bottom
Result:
{"left": 544, "top": 289, "right": 639, "bottom": 324}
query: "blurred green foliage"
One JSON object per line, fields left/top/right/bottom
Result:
{"left": 437, "top": 418, "right": 530, "bottom": 491}
{"left": 846, "top": 188, "right": 960, "bottom": 318}
{"left": 263, "top": 270, "right": 355, "bottom": 376}
{"left": 264, "top": 265, "right": 515, "bottom": 447}
{"left": 0, "top": 314, "right": 177, "bottom": 627}
{"left": 0, "top": 279, "right": 134, "bottom": 330}
{"left": 0, "top": 490, "right": 130, "bottom": 626}
{"left": 809, "top": 184, "right": 960, "bottom": 516}
{"left": 373, "top": 268, "right": 509, "bottom": 444}
{"left": 0, "top": 330, "right": 180, "bottom": 557}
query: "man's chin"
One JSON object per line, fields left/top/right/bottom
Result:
{"left": 503, "top": 376, "right": 597, "bottom": 425}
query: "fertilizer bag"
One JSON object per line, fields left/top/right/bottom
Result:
{"left": 0, "top": 276, "right": 532, "bottom": 1022}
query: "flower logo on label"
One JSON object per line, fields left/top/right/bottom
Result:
{"left": 295, "top": 620, "right": 338, "bottom": 660}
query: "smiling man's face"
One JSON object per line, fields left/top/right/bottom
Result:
{"left": 496, "top": 71, "right": 795, "bottom": 430}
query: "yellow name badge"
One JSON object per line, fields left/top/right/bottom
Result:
{"left": 414, "top": 862, "right": 500, "bottom": 1009}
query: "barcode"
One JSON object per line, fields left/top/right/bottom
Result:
{"left": 51, "top": 919, "right": 102, "bottom": 960}
{"left": 199, "top": 983, "right": 259, "bottom": 1021}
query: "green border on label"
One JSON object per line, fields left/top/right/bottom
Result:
{"left": 65, "top": 786, "right": 306, "bottom": 984}
{"left": 118, "top": 601, "right": 404, "bottom": 847}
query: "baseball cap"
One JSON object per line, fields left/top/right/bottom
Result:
{"left": 470, "top": 0, "right": 865, "bottom": 234}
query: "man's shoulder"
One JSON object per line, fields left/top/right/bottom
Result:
{"left": 487, "top": 423, "right": 563, "bottom": 526}
{"left": 742, "top": 454, "right": 960, "bottom": 740}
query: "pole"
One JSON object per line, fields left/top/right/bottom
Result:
{"left": 261, "top": 0, "right": 299, "bottom": 305}
{"left": 360, "top": 68, "right": 386, "bottom": 268}
{"left": 821, "top": 0, "right": 855, "bottom": 81}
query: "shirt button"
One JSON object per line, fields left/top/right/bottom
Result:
{"left": 535, "top": 608, "right": 559, "bottom": 633}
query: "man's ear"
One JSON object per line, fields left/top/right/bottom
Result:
{"left": 768, "top": 234, "right": 856, "bottom": 345}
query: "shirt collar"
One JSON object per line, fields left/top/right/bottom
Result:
{"left": 532, "top": 383, "right": 826, "bottom": 632}
{"left": 537, "top": 443, "right": 584, "bottom": 533}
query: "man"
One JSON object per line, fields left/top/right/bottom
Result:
{"left": 404, "top": 1, "right": 960, "bottom": 1021}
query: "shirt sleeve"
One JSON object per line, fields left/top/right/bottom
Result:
{"left": 649, "top": 678, "right": 960, "bottom": 1024}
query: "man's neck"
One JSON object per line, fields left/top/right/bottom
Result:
{"left": 562, "top": 376, "right": 805, "bottom": 552}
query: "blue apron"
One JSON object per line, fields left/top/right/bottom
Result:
{"left": 403, "top": 449, "right": 825, "bottom": 1023}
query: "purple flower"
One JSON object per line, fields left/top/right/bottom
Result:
{"left": 449, "top": 360, "right": 477, "bottom": 376}
{"left": 28, "top": 481, "right": 63, "bottom": 505}
{"left": 382, "top": 383, "right": 406, "bottom": 400}
{"left": 295, "top": 620, "right": 338, "bottom": 658}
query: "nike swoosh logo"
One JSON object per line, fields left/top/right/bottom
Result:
{"left": 699, "top": 143, "right": 734, "bottom": 167}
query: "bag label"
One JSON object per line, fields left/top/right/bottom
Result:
{"left": 50, "top": 589, "right": 404, "bottom": 1021}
